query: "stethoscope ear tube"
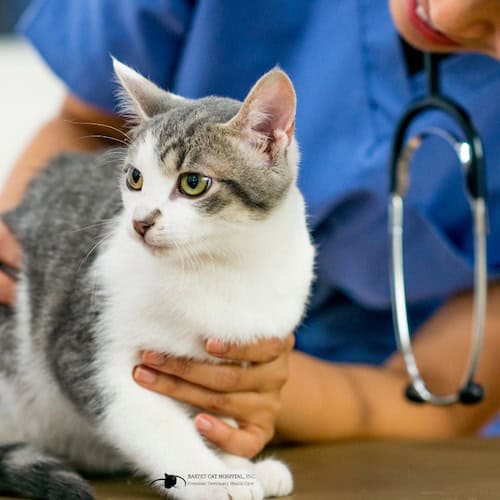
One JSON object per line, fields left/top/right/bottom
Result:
{"left": 389, "top": 53, "right": 487, "bottom": 406}
{"left": 390, "top": 97, "right": 486, "bottom": 200}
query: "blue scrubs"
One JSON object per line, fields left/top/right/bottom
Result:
{"left": 18, "top": 0, "right": 500, "bottom": 428}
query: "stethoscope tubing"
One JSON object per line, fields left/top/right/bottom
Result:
{"left": 389, "top": 53, "right": 487, "bottom": 406}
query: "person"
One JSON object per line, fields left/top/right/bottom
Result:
{"left": 2, "top": 0, "right": 500, "bottom": 459}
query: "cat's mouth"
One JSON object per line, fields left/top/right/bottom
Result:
{"left": 131, "top": 229, "right": 172, "bottom": 254}
{"left": 141, "top": 238, "right": 172, "bottom": 254}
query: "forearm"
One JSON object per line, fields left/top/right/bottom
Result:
{"left": 0, "top": 95, "right": 125, "bottom": 212}
{"left": 276, "top": 351, "right": 434, "bottom": 442}
{"left": 277, "top": 283, "right": 500, "bottom": 442}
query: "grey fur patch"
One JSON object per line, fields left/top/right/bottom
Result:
{"left": 0, "top": 443, "right": 94, "bottom": 500}
{"left": 195, "top": 192, "right": 230, "bottom": 215}
{"left": 2, "top": 149, "right": 125, "bottom": 418}
{"left": 0, "top": 443, "right": 23, "bottom": 461}
{"left": 0, "top": 306, "right": 16, "bottom": 376}
{"left": 218, "top": 178, "right": 271, "bottom": 212}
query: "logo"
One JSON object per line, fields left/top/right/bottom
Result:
{"left": 149, "top": 471, "right": 257, "bottom": 489}
{"left": 149, "top": 474, "right": 187, "bottom": 489}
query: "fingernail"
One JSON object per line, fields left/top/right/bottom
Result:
{"left": 195, "top": 415, "right": 213, "bottom": 432}
{"left": 142, "top": 351, "right": 165, "bottom": 366}
{"left": 206, "top": 339, "right": 228, "bottom": 354}
{"left": 134, "top": 366, "right": 158, "bottom": 385}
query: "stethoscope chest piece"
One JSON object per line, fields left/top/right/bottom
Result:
{"left": 389, "top": 53, "right": 487, "bottom": 406}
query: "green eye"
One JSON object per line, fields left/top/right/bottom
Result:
{"left": 178, "top": 173, "right": 212, "bottom": 197}
{"left": 126, "top": 167, "right": 143, "bottom": 191}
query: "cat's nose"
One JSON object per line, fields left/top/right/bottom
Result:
{"left": 133, "top": 219, "right": 153, "bottom": 237}
{"left": 133, "top": 209, "right": 160, "bottom": 237}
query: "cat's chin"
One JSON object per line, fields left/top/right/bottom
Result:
{"left": 130, "top": 234, "right": 172, "bottom": 256}
{"left": 141, "top": 240, "right": 172, "bottom": 256}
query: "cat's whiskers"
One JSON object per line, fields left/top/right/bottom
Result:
{"left": 175, "top": 239, "right": 207, "bottom": 279}
{"left": 88, "top": 275, "right": 103, "bottom": 317}
{"left": 100, "top": 148, "right": 128, "bottom": 160}
{"left": 196, "top": 240, "right": 218, "bottom": 276}
{"left": 78, "top": 134, "right": 130, "bottom": 147}
{"left": 78, "top": 232, "right": 114, "bottom": 274}
{"left": 98, "top": 150, "right": 128, "bottom": 170}
{"left": 68, "top": 219, "right": 114, "bottom": 235}
{"left": 66, "top": 121, "right": 131, "bottom": 141}
{"left": 178, "top": 241, "right": 200, "bottom": 275}
{"left": 191, "top": 243, "right": 209, "bottom": 275}
{"left": 172, "top": 241, "right": 189, "bottom": 287}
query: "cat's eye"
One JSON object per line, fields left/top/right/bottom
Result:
{"left": 126, "top": 167, "right": 143, "bottom": 191}
{"left": 178, "top": 173, "right": 212, "bottom": 197}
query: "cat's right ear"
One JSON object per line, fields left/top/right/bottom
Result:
{"left": 112, "top": 58, "right": 185, "bottom": 121}
{"left": 224, "top": 68, "right": 296, "bottom": 159}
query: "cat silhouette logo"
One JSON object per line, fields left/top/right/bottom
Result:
{"left": 149, "top": 473, "right": 187, "bottom": 489}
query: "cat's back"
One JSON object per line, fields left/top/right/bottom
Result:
{"left": 3, "top": 149, "right": 122, "bottom": 304}
{"left": 2, "top": 148, "right": 122, "bottom": 333}
{"left": 0, "top": 149, "right": 126, "bottom": 467}
{"left": 4, "top": 148, "right": 124, "bottom": 249}
{"left": 1, "top": 149, "right": 124, "bottom": 408}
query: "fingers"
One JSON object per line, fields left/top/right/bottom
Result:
{"left": 0, "top": 272, "right": 16, "bottom": 305}
{"left": 135, "top": 334, "right": 294, "bottom": 457}
{"left": 140, "top": 348, "right": 290, "bottom": 393}
{"left": 205, "top": 333, "right": 295, "bottom": 363}
{"left": 133, "top": 365, "right": 280, "bottom": 422}
{"left": 193, "top": 414, "right": 272, "bottom": 458}
{"left": 0, "top": 221, "right": 20, "bottom": 306}
{"left": 0, "top": 220, "right": 21, "bottom": 270}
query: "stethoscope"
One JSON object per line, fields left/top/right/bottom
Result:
{"left": 389, "top": 52, "right": 487, "bottom": 405}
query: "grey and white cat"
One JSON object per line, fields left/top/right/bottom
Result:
{"left": 0, "top": 60, "right": 315, "bottom": 499}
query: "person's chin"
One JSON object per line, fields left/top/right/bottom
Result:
{"left": 389, "top": 0, "right": 461, "bottom": 54}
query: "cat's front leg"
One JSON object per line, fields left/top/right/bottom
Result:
{"left": 98, "top": 370, "right": 263, "bottom": 499}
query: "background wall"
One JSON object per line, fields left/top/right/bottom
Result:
{"left": 0, "top": 2, "right": 64, "bottom": 186}
{"left": 0, "top": 0, "right": 30, "bottom": 33}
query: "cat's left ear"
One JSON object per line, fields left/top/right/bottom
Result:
{"left": 112, "top": 58, "right": 186, "bottom": 121}
{"left": 225, "top": 68, "right": 296, "bottom": 156}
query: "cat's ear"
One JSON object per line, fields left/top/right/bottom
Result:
{"left": 225, "top": 68, "right": 296, "bottom": 156}
{"left": 112, "top": 58, "right": 185, "bottom": 121}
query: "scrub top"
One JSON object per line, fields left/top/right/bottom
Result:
{"left": 18, "top": 0, "right": 500, "bottom": 408}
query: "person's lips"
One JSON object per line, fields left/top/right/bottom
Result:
{"left": 407, "top": 0, "right": 459, "bottom": 46}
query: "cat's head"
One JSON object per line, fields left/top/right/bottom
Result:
{"left": 113, "top": 59, "right": 299, "bottom": 257}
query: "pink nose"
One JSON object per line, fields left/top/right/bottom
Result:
{"left": 133, "top": 209, "right": 160, "bottom": 237}
{"left": 133, "top": 219, "right": 153, "bottom": 236}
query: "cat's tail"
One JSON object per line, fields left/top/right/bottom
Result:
{"left": 0, "top": 443, "right": 94, "bottom": 500}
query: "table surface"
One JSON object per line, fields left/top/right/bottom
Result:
{"left": 2, "top": 438, "right": 499, "bottom": 499}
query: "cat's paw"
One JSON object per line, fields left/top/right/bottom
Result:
{"left": 254, "top": 458, "right": 293, "bottom": 497}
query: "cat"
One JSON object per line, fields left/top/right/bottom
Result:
{"left": 0, "top": 59, "right": 315, "bottom": 500}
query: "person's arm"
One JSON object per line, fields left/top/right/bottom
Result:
{"left": 0, "top": 93, "right": 126, "bottom": 212}
{"left": 277, "top": 282, "right": 500, "bottom": 442}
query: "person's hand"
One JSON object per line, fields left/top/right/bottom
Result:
{"left": 0, "top": 220, "right": 21, "bottom": 306}
{"left": 133, "top": 334, "right": 295, "bottom": 458}
{"left": 390, "top": 0, "right": 500, "bottom": 58}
